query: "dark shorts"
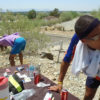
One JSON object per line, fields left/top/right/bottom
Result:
{"left": 86, "top": 77, "right": 100, "bottom": 88}
{"left": 11, "top": 37, "right": 26, "bottom": 54}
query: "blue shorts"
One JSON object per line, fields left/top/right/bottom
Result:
{"left": 86, "top": 77, "right": 100, "bottom": 88}
{"left": 11, "top": 37, "right": 26, "bottom": 54}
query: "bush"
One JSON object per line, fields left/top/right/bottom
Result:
{"left": 59, "top": 11, "right": 79, "bottom": 22}
{"left": 49, "top": 8, "right": 60, "bottom": 17}
{"left": 27, "top": 9, "right": 36, "bottom": 19}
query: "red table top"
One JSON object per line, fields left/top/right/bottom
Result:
{"left": 0, "top": 65, "right": 80, "bottom": 100}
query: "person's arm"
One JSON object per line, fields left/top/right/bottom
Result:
{"left": 13, "top": 32, "right": 20, "bottom": 35}
{"left": 58, "top": 61, "right": 69, "bottom": 83}
{"left": 48, "top": 61, "right": 69, "bottom": 92}
{"left": 48, "top": 33, "right": 79, "bottom": 92}
{"left": 58, "top": 33, "right": 79, "bottom": 82}
{"left": 0, "top": 38, "right": 5, "bottom": 45}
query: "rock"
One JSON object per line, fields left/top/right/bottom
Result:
{"left": 49, "top": 61, "right": 54, "bottom": 64}
{"left": 54, "top": 72, "right": 60, "bottom": 75}
{"left": 52, "top": 78, "right": 56, "bottom": 81}
{"left": 40, "top": 52, "right": 53, "bottom": 60}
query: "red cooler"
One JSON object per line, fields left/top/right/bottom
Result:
{"left": 0, "top": 77, "right": 10, "bottom": 100}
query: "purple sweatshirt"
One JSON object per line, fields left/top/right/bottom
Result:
{"left": 0, "top": 33, "right": 20, "bottom": 47}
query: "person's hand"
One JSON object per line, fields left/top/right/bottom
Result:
{"left": 48, "top": 84, "right": 62, "bottom": 93}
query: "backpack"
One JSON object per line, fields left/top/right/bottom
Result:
{"left": 9, "top": 74, "right": 24, "bottom": 94}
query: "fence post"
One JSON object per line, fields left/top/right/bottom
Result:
{"left": 57, "top": 40, "right": 63, "bottom": 63}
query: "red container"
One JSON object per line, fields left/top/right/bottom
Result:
{"left": 34, "top": 71, "right": 41, "bottom": 85}
{"left": 0, "top": 77, "right": 10, "bottom": 100}
{"left": 61, "top": 89, "right": 68, "bottom": 100}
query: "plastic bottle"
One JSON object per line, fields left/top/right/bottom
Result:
{"left": 29, "top": 64, "right": 34, "bottom": 79}
{"left": 13, "top": 89, "right": 36, "bottom": 100}
{"left": 35, "top": 64, "right": 41, "bottom": 73}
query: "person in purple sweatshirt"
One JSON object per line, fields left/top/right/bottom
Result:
{"left": 0, "top": 36, "right": 7, "bottom": 51}
{"left": 0, "top": 32, "right": 26, "bottom": 66}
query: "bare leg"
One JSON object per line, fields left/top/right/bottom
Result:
{"left": 83, "top": 86, "right": 97, "bottom": 100}
{"left": 9, "top": 54, "right": 16, "bottom": 66}
{"left": 0, "top": 45, "right": 3, "bottom": 51}
{"left": 5, "top": 46, "right": 7, "bottom": 50}
{"left": 19, "top": 52, "right": 23, "bottom": 65}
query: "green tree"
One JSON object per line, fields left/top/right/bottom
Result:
{"left": 27, "top": 9, "right": 36, "bottom": 19}
{"left": 50, "top": 8, "right": 60, "bottom": 17}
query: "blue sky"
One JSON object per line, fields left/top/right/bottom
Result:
{"left": 0, "top": 0, "right": 100, "bottom": 11}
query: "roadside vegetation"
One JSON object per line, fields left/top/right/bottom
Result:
{"left": 91, "top": 8, "right": 100, "bottom": 19}
{"left": 0, "top": 8, "right": 83, "bottom": 54}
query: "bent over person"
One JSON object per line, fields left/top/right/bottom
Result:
{"left": 0, "top": 32, "right": 26, "bottom": 66}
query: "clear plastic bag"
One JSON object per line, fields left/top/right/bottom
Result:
{"left": 13, "top": 89, "right": 36, "bottom": 100}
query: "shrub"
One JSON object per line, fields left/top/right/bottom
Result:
{"left": 59, "top": 11, "right": 79, "bottom": 22}
{"left": 49, "top": 8, "right": 60, "bottom": 17}
{"left": 27, "top": 9, "right": 36, "bottom": 19}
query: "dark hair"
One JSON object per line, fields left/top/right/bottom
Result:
{"left": 75, "top": 15, "right": 95, "bottom": 39}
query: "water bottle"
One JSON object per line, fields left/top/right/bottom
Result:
{"left": 13, "top": 89, "right": 36, "bottom": 100}
{"left": 34, "top": 64, "right": 41, "bottom": 73}
{"left": 29, "top": 64, "right": 34, "bottom": 79}
{"left": 13, "top": 93, "right": 26, "bottom": 100}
